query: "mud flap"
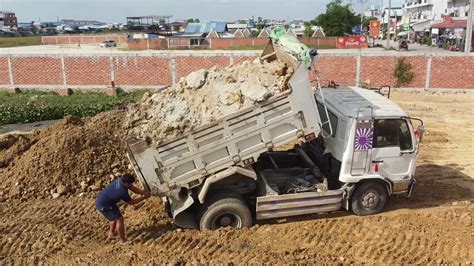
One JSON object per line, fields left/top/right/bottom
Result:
{"left": 407, "top": 178, "right": 417, "bottom": 197}
{"left": 170, "top": 193, "right": 198, "bottom": 229}
{"left": 174, "top": 209, "right": 198, "bottom": 229}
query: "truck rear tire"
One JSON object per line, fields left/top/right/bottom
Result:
{"left": 199, "top": 194, "right": 252, "bottom": 231}
{"left": 351, "top": 182, "right": 387, "bottom": 216}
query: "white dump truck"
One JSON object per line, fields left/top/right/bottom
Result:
{"left": 125, "top": 41, "right": 424, "bottom": 230}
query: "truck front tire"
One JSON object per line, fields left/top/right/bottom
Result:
{"left": 199, "top": 194, "right": 252, "bottom": 231}
{"left": 351, "top": 182, "right": 387, "bottom": 216}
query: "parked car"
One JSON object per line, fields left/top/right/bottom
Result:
{"left": 99, "top": 40, "right": 117, "bottom": 48}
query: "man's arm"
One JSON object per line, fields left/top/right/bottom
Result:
{"left": 129, "top": 185, "right": 147, "bottom": 195}
{"left": 125, "top": 192, "right": 151, "bottom": 205}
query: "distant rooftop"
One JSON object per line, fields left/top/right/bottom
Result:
{"left": 184, "top": 21, "right": 228, "bottom": 34}
{"left": 61, "top": 19, "right": 105, "bottom": 25}
{"left": 126, "top": 15, "right": 172, "bottom": 20}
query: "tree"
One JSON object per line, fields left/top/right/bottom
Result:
{"left": 250, "top": 30, "right": 260, "bottom": 37}
{"left": 394, "top": 58, "right": 414, "bottom": 87}
{"left": 72, "top": 25, "right": 80, "bottom": 34}
{"left": 256, "top": 22, "right": 267, "bottom": 30}
{"left": 186, "top": 18, "right": 200, "bottom": 23}
{"left": 316, "top": 0, "right": 360, "bottom": 36}
{"left": 303, "top": 21, "right": 314, "bottom": 37}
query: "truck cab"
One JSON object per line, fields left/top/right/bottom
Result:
{"left": 249, "top": 87, "right": 423, "bottom": 223}
{"left": 313, "top": 87, "right": 423, "bottom": 214}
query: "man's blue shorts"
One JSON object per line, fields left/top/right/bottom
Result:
{"left": 97, "top": 204, "right": 122, "bottom": 221}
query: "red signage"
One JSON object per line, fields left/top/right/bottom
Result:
{"left": 336, "top": 36, "right": 368, "bottom": 49}
{"left": 369, "top": 20, "right": 381, "bottom": 38}
{"left": 442, "top": 15, "right": 454, "bottom": 23}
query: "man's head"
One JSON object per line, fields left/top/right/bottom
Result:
{"left": 122, "top": 173, "right": 136, "bottom": 188}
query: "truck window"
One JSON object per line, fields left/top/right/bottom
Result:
{"left": 316, "top": 101, "right": 338, "bottom": 137}
{"left": 373, "top": 119, "right": 412, "bottom": 150}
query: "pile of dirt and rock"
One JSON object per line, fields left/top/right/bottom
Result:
{"left": 125, "top": 58, "right": 292, "bottom": 143}
{"left": 0, "top": 110, "right": 129, "bottom": 201}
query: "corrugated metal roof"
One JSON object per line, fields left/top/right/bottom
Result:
{"left": 318, "top": 87, "right": 407, "bottom": 118}
{"left": 185, "top": 21, "right": 227, "bottom": 34}
{"left": 227, "top": 23, "right": 248, "bottom": 29}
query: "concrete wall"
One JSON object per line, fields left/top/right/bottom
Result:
{"left": 209, "top": 38, "right": 272, "bottom": 49}
{"left": 126, "top": 37, "right": 337, "bottom": 50}
{"left": 127, "top": 39, "right": 168, "bottom": 50}
{"left": 43, "top": 35, "right": 336, "bottom": 50}
{"left": 1, "top": 51, "right": 473, "bottom": 91}
{"left": 42, "top": 35, "right": 128, "bottom": 45}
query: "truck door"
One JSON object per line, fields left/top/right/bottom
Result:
{"left": 370, "top": 119, "right": 416, "bottom": 187}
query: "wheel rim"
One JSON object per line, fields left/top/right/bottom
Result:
{"left": 211, "top": 213, "right": 242, "bottom": 230}
{"left": 361, "top": 190, "right": 379, "bottom": 209}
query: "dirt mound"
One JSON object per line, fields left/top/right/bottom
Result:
{"left": 0, "top": 134, "right": 35, "bottom": 168}
{"left": 125, "top": 59, "right": 292, "bottom": 143}
{"left": 0, "top": 111, "right": 129, "bottom": 201}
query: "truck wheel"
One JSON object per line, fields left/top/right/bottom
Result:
{"left": 351, "top": 182, "right": 387, "bottom": 216}
{"left": 199, "top": 194, "right": 252, "bottom": 231}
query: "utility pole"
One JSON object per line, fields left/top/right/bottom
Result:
{"left": 465, "top": 0, "right": 473, "bottom": 53}
{"left": 386, "top": 0, "right": 392, "bottom": 48}
{"left": 359, "top": 0, "right": 367, "bottom": 36}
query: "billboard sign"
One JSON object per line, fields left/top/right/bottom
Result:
{"left": 369, "top": 20, "right": 381, "bottom": 38}
{"left": 336, "top": 36, "right": 368, "bottom": 48}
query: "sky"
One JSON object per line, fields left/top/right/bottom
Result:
{"left": 0, "top": 0, "right": 404, "bottom": 23}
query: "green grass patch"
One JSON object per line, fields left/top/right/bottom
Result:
{"left": 0, "top": 90, "right": 145, "bottom": 125}
{"left": 0, "top": 36, "right": 42, "bottom": 48}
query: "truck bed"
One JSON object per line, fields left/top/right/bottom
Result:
{"left": 126, "top": 64, "right": 322, "bottom": 197}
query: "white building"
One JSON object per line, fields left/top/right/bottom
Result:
{"left": 445, "top": 0, "right": 470, "bottom": 19}
{"left": 403, "top": 0, "right": 470, "bottom": 31}
{"left": 403, "top": 0, "right": 447, "bottom": 22}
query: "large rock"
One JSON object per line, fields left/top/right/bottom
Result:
{"left": 217, "top": 83, "right": 241, "bottom": 106}
{"left": 56, "top": 184, "right": 67, "bottom": 195}
{"left": 186, "top": 69, "right": 208, "bottom": 89}
{"left": 240, "top": 83, "right": 272, "bottom": 102}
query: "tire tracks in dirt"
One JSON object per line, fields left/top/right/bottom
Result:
{"left": 2, "top": 195, "right": 472, "bottom": 264}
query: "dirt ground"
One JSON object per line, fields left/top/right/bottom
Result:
{"left": 0, "top": 91, "right": 473, "bottom": 264}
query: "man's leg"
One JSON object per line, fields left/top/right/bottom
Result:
{"left": 109, "top": 220, "right": 117, "bottom": 237}
{"left": 115, "top": 216, "right": 127, "bottom": 242}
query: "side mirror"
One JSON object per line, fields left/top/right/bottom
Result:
{"left": 409, "top": 118, "right": 424, "bottom": 153}
{"left": 414, "top": 124, "right": 424, "bottom": 144}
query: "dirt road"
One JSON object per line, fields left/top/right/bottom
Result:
{"left": 0, "top": 91, "right": 473, "bottom": 264}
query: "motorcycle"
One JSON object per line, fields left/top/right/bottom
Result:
{"left": 398, "top": 39, "right": 408, "bottom": 50}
